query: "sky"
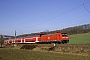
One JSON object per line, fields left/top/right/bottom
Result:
{"left": 0, "top": 0, "right": 90, "bottom": 36}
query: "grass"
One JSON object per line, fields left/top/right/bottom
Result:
{"left": 0, "top": 48, "right": 90, "bottom": 60}
{"left": 68, "top": 32, "right": 90, "bottom": 44}
{"left": 0, "top": 33, "right": 90, "bottom": 60}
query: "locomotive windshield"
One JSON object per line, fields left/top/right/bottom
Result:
{"left": 61, "top": 33, "right": 67, "bottom": 36}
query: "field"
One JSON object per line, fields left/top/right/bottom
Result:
{"left": 0, "top": 33, "right": 90, "bottom": 60}
{"left": 0, "top": 48, "right": 90, "bottom": 60}
{"left": 68, "top": 32, "right": 90, "bottom": 44}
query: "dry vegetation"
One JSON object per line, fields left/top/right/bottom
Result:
{"left": 0, "top": 44, "right": 90, "bottom": 60}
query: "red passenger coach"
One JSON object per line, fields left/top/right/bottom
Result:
{"left": 4, "top": 32, "right": 69, "bottom": 44}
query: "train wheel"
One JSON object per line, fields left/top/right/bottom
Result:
{"left": 62, "top": 41, "right": 64, "bottom": 44}
{"left": 49, "top": 42, "right": 51, "bottom": 44}
{"left": 58, "top": 42, "right": 61, "bottom": 44}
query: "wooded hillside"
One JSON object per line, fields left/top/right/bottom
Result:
{"left": 17, "top": 24, "right": 90, "bottom": 37}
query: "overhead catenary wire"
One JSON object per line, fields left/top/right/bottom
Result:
{"left": 83, "top": 4, "right": 90, "bottom": 13}
{"left": 29, "top": 5, "right": 82, "bottom": 27}
{"left": 19, "top": 0, "right": 90, "bottom": 34}
{"left": 28, "top": 0, "right": 90, "bottom": 28}
{"left": 48, "top": 13, "right": 90, "bottom": 30}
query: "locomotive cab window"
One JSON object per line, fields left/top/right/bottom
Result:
{"left": 61, "top": 33, "right": 67, "bottom": 36}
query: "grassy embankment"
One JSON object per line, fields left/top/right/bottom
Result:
{"left": 0, "top": 33, "right": 90, "bottom": 60}
{"left": 0, "top": 48, "right": 90, "bottom": 60}
{"left": 68, "top": 32, "right": 90, "bottom": 44}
